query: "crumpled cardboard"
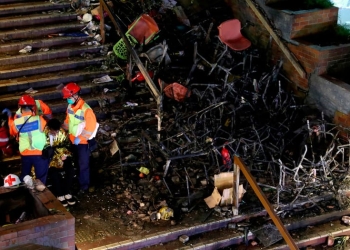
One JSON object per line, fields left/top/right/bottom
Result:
{"left": 204, "top": 172, "right": 246, "bottom": 208}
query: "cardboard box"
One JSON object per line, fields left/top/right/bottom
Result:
{"left": 204, "top": 172, "right": 245, "bottom": 209}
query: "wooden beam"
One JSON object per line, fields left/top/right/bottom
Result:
{"left": 234, "top": 156, "right": 299, "bottom": 250}
{"left": 99, "top": 1, "right": 105, "bottom": 44}
{"left": 245, "top": 0, "right": 306, "bottom": 78}
{"left": 99, "top": 0, "right": 161, "bottom": 103}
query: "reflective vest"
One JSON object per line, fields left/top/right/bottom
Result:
{"left": 14, "top": 115, "right": 46, "bottom": 153}
{"left": 67, "top": 102, "right": 91, "bottom": 137}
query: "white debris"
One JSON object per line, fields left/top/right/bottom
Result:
{"left": 19, "top": 45, "right": 32, "bottom": 53}
{"left": 92, "top": 75, "right": 113, "bottom": 84}
{"left": 25, "top": 87, "right": 38, "bottom": 94}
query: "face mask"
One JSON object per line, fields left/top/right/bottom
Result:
{"left": 67, "top": 98, "right": 75, "bottom": 104}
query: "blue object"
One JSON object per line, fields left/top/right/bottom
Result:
{"left": 74, "top": 137, "right": 81, "bottom": 145}
{"left": 2, "top": 108, "right": 11, "bottom": 117}
{"left": 61, "top": 32, "right": 89, "bottom": 37}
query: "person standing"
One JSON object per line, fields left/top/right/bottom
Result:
{"left": 3, "top": 95, "right": 49, "bottom": 184}
{"left": 61, "top": 82, "right": 97, "bottom": 196}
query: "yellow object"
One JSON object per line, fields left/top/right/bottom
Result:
{"left": 158, "top": 207, "right": 174, "bottom": 220}
{"left": 138, "top": 166, "right": 149, "bottom": 175}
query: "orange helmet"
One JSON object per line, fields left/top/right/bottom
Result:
{"left": 18, "top": 95, "right": 35, "bottom": 106}
{"left": 62, "top": 82, "right": 81, "bottom": 99}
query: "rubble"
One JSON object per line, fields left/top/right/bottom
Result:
{"left": 4, "top": 0, "right": 350, "bottom": 247}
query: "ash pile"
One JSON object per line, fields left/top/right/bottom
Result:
{"left": 74, "top": 0, "right": 350, "bottom": 227}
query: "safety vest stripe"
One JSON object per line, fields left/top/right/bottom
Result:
{"left": 15, "top": 120, "right": 39, "bottom": 133}
{"left": 74, "top": 114, "right": 84, "bottom": 120}
{"left": 0, "top": 138, "right": 9, "bottom": 142}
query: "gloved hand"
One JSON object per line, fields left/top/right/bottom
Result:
{"left": 2, "top": 108, "right": 12, "bottom": 118}
{"left": 73, "top": 137, "right": 81, "bottom": 145}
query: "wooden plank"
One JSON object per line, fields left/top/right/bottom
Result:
{"left": 234, "top": 156, "right": 299, "bottom": 250}
{"left": 246, "top": 0, "right": 306, "bottom": 78}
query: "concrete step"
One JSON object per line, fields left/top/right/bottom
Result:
{"left": 0, "top": 36, "right": 89, "bottom": 53}
{"left": 0, "top": 69, "right": 120, "bottom": 92}
{"left": 0, "top": 56, "right": 106, "bottom": 80}
{"left": 0, "top": 0, "right": 48, "bottom": 4}
{"left": 0, "top": 23, "right": 85, "bottom": 41}
{"left": 76, "top": 211, "right": 267, "bottom": 250}
{"left": 0, "top": 45, "right": 102, "bottom": 65}
{"left": 49, "top": 94, "right": 102, "bottom": 114}
{"left": 0, "top": 12, "right": 77, "bottom": 29}
{"left": 0, "top": 1, "right": 70, "bottom": 16}
{"left": 0, "top": 78, "right": 120, "bottom": 107}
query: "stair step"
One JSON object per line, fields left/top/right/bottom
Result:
{"left": 0, "top": 56, "right": 105, "bottom": 80}
{"left": 0, "top": 12, "right": 77, "bottom": 28}
{"left": 0, "top": 23, "right": 86, "bottom": 40}
{"left": 0, "top": 2, "right": 70, "bottom": 16}
{"left": 0, "top": 45, "right": 102, "bottom": 65}
{"left": 49, "top": 94, "right": 101, "bottom": 114}
{"left": 157, "top": 229, "right": 250, "bottom": 250}
{"left": 0, "top": 69, "right": 121, "bottom": 92}
{"left": 0, "top": 79, "right": 120, "bottom": 107}
{"left": 0, "top": 0, "right": 50, "bottom": 4}
{"left": 0, "top": 36, "right": 89, "bottom": 53}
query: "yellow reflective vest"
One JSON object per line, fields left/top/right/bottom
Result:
{"left": 14, "top": 115, "right": 46, "bottom": 153}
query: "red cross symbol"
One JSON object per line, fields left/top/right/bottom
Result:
{"left": 5, "top": 175, "right": 16, "bottom": 186}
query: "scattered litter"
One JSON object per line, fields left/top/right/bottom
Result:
{"left": 123, "top": 102, "right": 138, "bottom": 107}
{"left": 179, "top": 235, "right": 189, "bottom": 243}
{"left": 159, "top": 0, "right": 177, "bottom": 14}
{"left": 94, "top": 34, "right": 102, "bottom": 42}
{"left": 82, "top": 13, "right": 92, "bottom": 23}
{"left": 158, "top": 207, "right": 174, "bottom": 220}
{"left": 38, "top": 48, "right": 50, "bottom": 52}
{"left": 19, "top": 45, "right": 32, "bottom": 53}
{"left": 56, "top": 83, "right": 64, "bottom": 90}
{"left": 25, "top": 87, "right": 38, "bottom": 94}
{"left": 23, "top": 175, "right": 34, "bottom": 189}
{"left": 92, "top": 75, "right": 113, "bottom": 84}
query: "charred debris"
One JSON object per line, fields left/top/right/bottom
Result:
{"left": 76, "top": 0, "right": 350, "bottom": 227}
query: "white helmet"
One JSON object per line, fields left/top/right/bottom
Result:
{"left": 4, "top": 174, "right": 21, "bottom": 188}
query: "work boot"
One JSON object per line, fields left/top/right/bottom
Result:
{"left": 64, "top": 194, "right": 76, "bottom": 206}
{"left": 57, "top": 196, "right": 68, "bottom": 207}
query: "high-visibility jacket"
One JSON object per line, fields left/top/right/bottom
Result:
{"left": 63, "top": 98, "right": 97, "bottom": 144}
{"left": 9, "top": 111, "right": 47, "bottom": 155}
{"left": 0, "top": 126, "right": 9, "bottom": 149}
{"left": 15, "top": 100, "right": 52, "bottom": 120}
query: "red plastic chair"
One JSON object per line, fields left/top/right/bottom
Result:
{"left": 218, "top": 19, "right": 251, "bottom": 51}
{"left": 128, "top": 14, "right": 159, "bottom": 45}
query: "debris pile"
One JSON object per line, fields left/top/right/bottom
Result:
{"left": 66, "top": 0, "right": 350, "bottom": 240}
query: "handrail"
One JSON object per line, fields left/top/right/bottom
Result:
{"left": 245, "top": 0, "right": 306, "bottom": 78}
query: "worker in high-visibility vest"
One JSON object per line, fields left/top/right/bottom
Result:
{"left": 61, "top": 82, "right": 97, "bottom": 197}
{"left": 4, "top": 95, "right": 49, "bottom": 184}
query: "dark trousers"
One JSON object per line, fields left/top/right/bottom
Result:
{"left": 72, "top": 144, "right": 90, "bottom": 191}
{"left": 21, "top": 155, "right": 49, "bottom": 184}
{"left": 49, "top": 157, "right": 74, "bottom": 197}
